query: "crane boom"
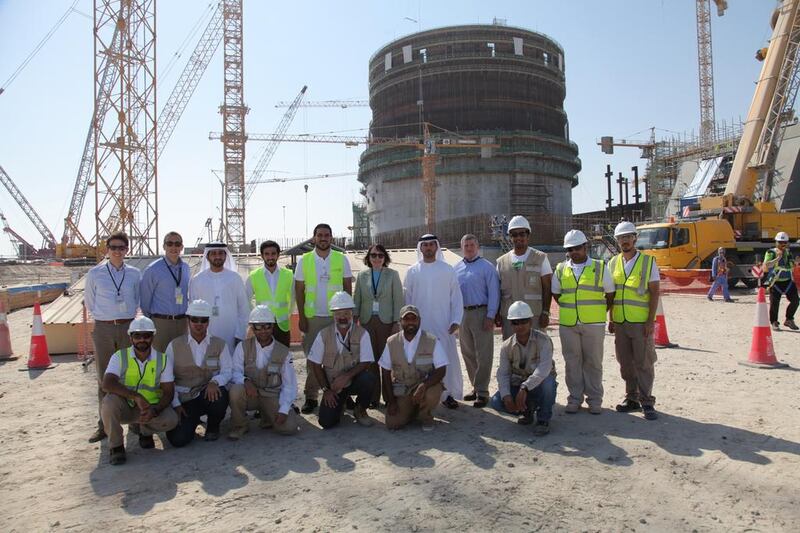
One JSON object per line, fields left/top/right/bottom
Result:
{"left": 245, "top": 85, "right": 307, "bottom": 202}
{"left": 0, "top": 165, "right": 57, "bottom": 250}
{"left": 274, "top": 99, "right": 368, "bottom": 108}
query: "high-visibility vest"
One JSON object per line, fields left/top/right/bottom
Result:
{"left": 249, "top": 267, "right": 293, "bottom": 331}
{"left": 301, "top": 250, "right": 344, "bottom": 318}
{"left": 118, "top": 348, "right": 166, "bottom": 406}
{"left": 764, "top": 248, "right": 795, "bottom": 284}
{"left": 610, "top": 253, "right": 654, "bottom": 324}
{"left": 556, "top": 259, "right": 607, "bottom": 326}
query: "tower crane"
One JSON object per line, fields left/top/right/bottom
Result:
{"left": 696, "top": 1, "right": 728, "bottom": 145}
{"left": 274, "top": 99, "right": 368, "bottom": 108}
{"left": 0, "top": 165, "right": 56, "bottom": 255}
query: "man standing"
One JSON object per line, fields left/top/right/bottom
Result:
{"left": 85, "top": 231, "right": 141, "bottom": 443}
{"left": 100, "top": 317, "right": 179, "bottom": 465}
{"left": 140, "top": 231, "right": 191, "bottom": 352}
{"left": 380, "top": 305, "right": 448, "bottom": 431}
{"left": 188, "top": 242, "right": 250, "bottom": 353}
{"left": 454, "top": 234, "right": 499, "bottom": 408}
{"left": 552, "top": 230, "right": 615, "bottom": 414}
{"left": 404, "top": 234, "right": 463, "bottom": 409}
{"left": 609, "top": 221, "right": 661, "bottom": 421}
{"left": 764, "top": 232, "right": 798, "bottom": 330}
{"left": 245, "top": 240, "right": 294, "bottom": 347}
{"left": 496, "top": 215, "right": 553, "bottom": 338}
{"left": 308, "top": 292, "right": 376, "bottom": 429}
{"left": 491, "top": 301, "right": 556, "bottom": 435}
{"left": 294, "top": 223, "right": 353, "bottom": 413}
{"left": 165, "top": 299, "right": 232, "bottom": 446}
{"left": 707, "top": 247, "right": 734, "bottom": 303}
{"left": 228, "top": 306, "right": 301, "bottom": 439}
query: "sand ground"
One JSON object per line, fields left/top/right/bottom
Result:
{"left": 1, "top": 291, "right": 799, "bottom": 532}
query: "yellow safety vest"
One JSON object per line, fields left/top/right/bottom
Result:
{"left": 610, "top": 253, "right": 654, "bottom": 324}
{"left": 301, "top": 250, "right": 345, "bottom": 318}
{"left": 556, "top": 259, "right": 607, "bottom": 326}
{"left": 118, "top": 348, "right": 166, "bottom": 406}
{"left": 249, "top": 267, "right": 293, "bottom": 331}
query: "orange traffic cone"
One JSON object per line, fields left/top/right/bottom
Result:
{"left": 740, "top": 287, "right": 788, "bottom": 369}
{"left": 26, "top": 302, "right": 54, "bottom": 370}
{"left": 0, "top": 300, "right": 17, "bottom": 361}
{"left": 653, "top": 298, "right": 677, "bottom": 348}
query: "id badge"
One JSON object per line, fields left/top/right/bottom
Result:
{"left": 117, "top": 301, "right": 127, "bottom": 313}
{"left": 115, "top": 292, "right": 124, "bottom": 303}
{"left": 372, "top": 301, "right": 380, "bottom": 313}
{"left": 212, "top": 306, "right": 220, "bottom": 317}
{"left": 175, "top": 287, "right": 184, "bottom": 305}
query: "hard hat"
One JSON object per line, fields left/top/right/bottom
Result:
{"left": 563, "top": 229, "right": 588, "bottom": 248}
{"left": 507, "top": 301, "right": 534, "bottom": 320}
{"left": 249, "top": 305, "right": 276, "bottom": 324}
{"left": 507, "top": 215, "right": 531, "bottom": 233}
{"left": 128, "top": 316, "right": 156, "bottom": 334}
{"left": 614, "top": 221, "right": 638, "bottom": 237}
{"left": 186, "top": 299, "right": 212, "bottom": 318}
{"left": 775, "top": 231, "right": 790, "bottom": 242}
{"left": 328, "top": 291, "right": 355, "bottom": 311}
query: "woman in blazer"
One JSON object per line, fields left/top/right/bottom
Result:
{"left": 353, "top": 244, "right": 403, "bottom": 407}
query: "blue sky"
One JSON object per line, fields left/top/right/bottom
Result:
{"left": 0, "top": 0, "right": 777, "bottom": 255}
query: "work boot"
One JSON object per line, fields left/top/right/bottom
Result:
{"left": 564, "top": 403, "right": 580, "bottom": 414}
{"left": 353, "top": 405, "right": 374, "bottom": 427}
{"left": 346, "top": 397, "right": 356, "bottom": 410}
{"left": 88, "top": 428, "right": 107, "bottom": 443}
{"left": 138, "top": 435, "right": 155, "bottom": 449}
{"left": 615, "top": 399, "right": 642, "bottom": 413}
{"left": 771, "top": 321, "right": 781, "bottom": 331}
{"left": 784, "top": 319, "right": 799, "bottom": 331}
{"left": 442, "top": 396, "right": 459, "bottom": 409}
{"left": 532, "top": 421, "right": 550, "bottom": 436}
{"left": 129, "top": 423, "right": 140, "bottom": 435}
{"left": 301, "top": 398, "right": 318, "bottom": 414}
{"left": 109, "top": 446, "right": 126, "bottom": 466}
{"left": 588, "top": 405, "right": 603, "bottom": 415}
{"left": 227, "top": 426, "right": 249, "bottom": 441}
{"left": 642, "top": 405, "right": 659, "bottom": 420}
{"left": 204, "top": 428, "right": 220, "bottom": 441}
{"left": 472, "top": 396, "right": 488, "bottom": 408}
{"left": 464, "top": 391, "right": 477, "bottom": 402}
{"left": 517, "top": 410, "right": 533, "bottom": 425}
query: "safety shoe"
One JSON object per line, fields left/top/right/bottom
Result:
{"left": 346, "top": 396, "right": 356, "bottom": 410}
{"left": 464, "top": 391, "right": 478, "bottom": 402}
{"left": 301, "top": 399, "right": 318, "bottom": 414}
{"left": 517, "top": 410, "right": 533, "bottom": 425}
{"left": 772, "top": 321, "right": 781, "bottom": 331}
{"left": 88, "top": 428, "right": 107, "bottom": 443}
{"left": 615, "top": 399, "right": 642, "bottom": 413}
{"left": 258, "top": 419, "right": 274, "bottom": 430}
{"left": 442, "top": 396, "right": 459, "bottom": 409}
{"left": 109, "top": 446, "right": 126, "bottom": 466}
{"left": 128, "top": 423, "right": 140, "bottom": 435}
{"left": 564, "top": 403, "right": 580, "bottom": 414}
{"left": 642, "top": 405, "right": 659, "bottom": 420}
{"left": 472, "top": 396, "right": 489, "bottom": 408}
{"left": 532, "top": 421, "right": 550, "bottom": 436}
{"left": 227, "top": 426, "right": 249, "bottom": 441}
{"left": 588, "top": 405, "right": 603, "bottom": 415}
{"left": 353, "top": 405, "right": 375, "bottom": 427}
{"left": 204, "top": 430, "right": 220, "bottom": 441}
{"left": 784, "top": 319, "right": 799, "bottom": 331}
{"left": 138, "top": 435, "right": 155, "bottom": 449}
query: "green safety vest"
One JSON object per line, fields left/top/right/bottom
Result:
{"left": 556, "top": 259, "right": 607, "bottom": 326}
{"left": 301, "top": 250, "right": 345, "bottom": 318}
{"left": 610, "top": 253, "right": 654, "bottom": 324}
{"left": 118, "top": 348, "right": 166, "bottom": 406}
{"left": 249, "top": 267, "right": 293, "bottom": 332}
{"left": 764, "top": 248, "right": 795, "bottom": 283}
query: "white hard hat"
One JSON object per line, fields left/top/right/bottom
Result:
{"left": 507, "top": 215, "right": 531, "bottom": 233}
{"left": 328, "top": 291, "right": 355, "bottom": 311}
{"left": 775, "top": 231, "right": 790, "bottom": 242}
{"left": 507, "top": 301, "right": 534, "bottom": 320}
{"left": 563, "top": 229, "right": 588, "bottom": 248}
{"left": 186, "top": 299, "right": 212, "bottom": 318}
{"left": 614, "top": 221, "right": 638, "bottom": 237}
{"left": 249, "top": 305, "right": 276, "bottom": 324}
{"left": 128, "top": 316, "right": 156, "bottom": 334}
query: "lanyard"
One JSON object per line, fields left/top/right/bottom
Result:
{"left": 106, "top": 262, "right": 126, "bottom": 296}
{"left": 337, "top": 329, "right": 352, "bottom": 353}
{"left": 371, "top": 268, "right": 381, "bottom": 296}
{"left": 162, "top": 257, "right": 182, "bottom": 287}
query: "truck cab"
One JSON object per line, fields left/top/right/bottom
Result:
{"left": 635, "top": 219, "right": 735, "bottom": 269}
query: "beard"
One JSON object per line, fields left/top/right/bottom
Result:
{"left": 403, "top": 324, "right": 419, "bottom": 336}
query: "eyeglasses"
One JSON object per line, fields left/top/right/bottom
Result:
{"left": 108, "top": 245, "right": 127, "bottom": 252}
{"left": 189, "top": 317, "right": 209, "bottom": 324}
{"left": 252, "top": 323, "right": 274, "bottom": 330}
{"left": 509, "top": 231, "right": 528, "bottom": 238}
{"left": 131, "top": 332, "right": 154, "bottom": 340}
{"left": 369, "top": 253, "right": 385, "bottom": 258}
{"left": 510, "top": 319, "right": 529, "bottom": 326}
{"left": 164, "top": 241, "right": 183, "bottom": 247}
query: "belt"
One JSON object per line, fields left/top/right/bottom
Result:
{"left": 150, "top": 313, "right": 187, "bottom": 320}
{"left": 464, "top": 304, "right": 487, "bottom": 310}
{"left": 94, "top": 318, "right": 134, "bottom": 325}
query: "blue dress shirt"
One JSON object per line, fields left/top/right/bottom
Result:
{"left": 140, "top": 256, "right": 191, "bottom": 316}
{"left": 454, "top": 256, "right": 500, "bottom": 318}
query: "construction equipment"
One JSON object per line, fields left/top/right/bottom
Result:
{"left": 274, "top": 99, "right": 368, "bottom": 109}
{"left": 0, "top": 165, "right": 56, "bottom": 256}
{"left": 0, "top": 211, "right": 49, "bottom": 259}
{"left": 696, "top": 1, "right": 728, "bottom": 144}
{"left": 637, "top": 0, "right": 800, "bottom": 287}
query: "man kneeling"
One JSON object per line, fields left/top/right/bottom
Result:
{"left": 228, "top": 306, "right": 300, "bottom": 439}
{"left": 101, "top": 317, "right": 179, "bottom": 465}
{"left": 491, "top": 301, "right": 557, "bottom": 435}
{"left": 380, "top": 305, "right": 448, "bottom": 431}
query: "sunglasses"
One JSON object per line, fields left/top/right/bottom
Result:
{"left": 510, "top": 319, "right": 529, "bottom": 326}
{"left": 565, "top": 246, "right": 582, "bottom": 252}
{"left": 189, "top": 317, "right": 209, "bottom": 324}
{"left": 509, "top": 231, "right": 528, "bottom": 238}
{"left": 369, "top": 253, "right": 385, "bottom": 258}
{"left": 131, "top": 332, "right": 154, "bottom": 340}
{"left": 165, "top": 241, "right": 183, "bottom": 247}
{"left": 252, "top": 323, "right": 274, "bottom": 330}
{"left": 108, "top": 245, "right": 127, "bottom": 251}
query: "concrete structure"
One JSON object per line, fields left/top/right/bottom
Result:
{"left": 359, "top": 24, "right": 581, "bottom": 247}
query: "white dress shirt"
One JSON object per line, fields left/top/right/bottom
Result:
{"left": 165, "top": 334, "right": 233, "bottom": 407}
{"left": 84, "top": 260, "right": 141, "bottom": 320}
{"left": 307, "top": 325, "right": 374, "bottom": 365}
{"left": 378, "top": 329, "right": 449, "bottom": 370}
{"left": 231, "top": 340, "right": 297, "bottom": 415}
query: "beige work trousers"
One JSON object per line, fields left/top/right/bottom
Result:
{"left": 301, "top": 316, "right": 333, "bottom": 400}
{"left": 92, "top": 321, "right": 132, "bottom": 428}
{"left": 362, "top": 316, "right": 396, "bottom": 403}
{"left": 228, "top": 384, "right": 299, "bottom": 435}
{"left": 152, "top": 317, "right": 188, "bottom": 353}
{"left": 385, "top": 383, "right": 443, "bottom": 430}
{"left": 613, "top": 322, "right": 657, "bottom": 406}
{"left": 460, "top": 307, "right": 495, "bottom": 397}
{"left": 559, "top": 323, "right": 605, "bottom": 408}
{"left": 101, "top": 394, "right": 179, "bottom": 448}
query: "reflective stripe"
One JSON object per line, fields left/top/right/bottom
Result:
{"left": 559, "top": 302, "right": 577, "bottom": 309}
{"left": 611, "top": 253, "right": 652, "bottom": 323}
{"left": 560, "top": 288, "right": 577, "bottom": 294}
{"left": 120, "top": 348, "right": 165, "bottom": 405}
{"left": 557, "top": 259, "right": 607, "bottom": 326}
{"left": 576, "top": 284, "right": 605, "bottom": 292}
{"left": 619, "top": 299, "right": 650, "bottom": 308}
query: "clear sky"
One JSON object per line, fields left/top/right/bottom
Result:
{"left": 0, "top": 0, "right": 778, "bottom": 256}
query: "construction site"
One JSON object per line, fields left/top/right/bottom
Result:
{"left": 1, "top": 1, "right": 800, "bottom": 531}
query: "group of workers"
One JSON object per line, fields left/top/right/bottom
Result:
{"left": 83, "top": 215, "right": 794, "bottom": 466}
